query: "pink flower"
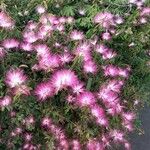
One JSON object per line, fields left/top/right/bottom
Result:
{"left": 101, "top": 32, "right": 112, "bottom": 41}
{"left": 5, "top": 68, "right": 27, "bottom": 88}
{"left": 50, "top": 69, "right": 79, "bottom": 92}
{"left": 20, "top": 42, "right": 33, "bottom": 52}
{"left": 66, "top": 17, "right": 74, "bottom": 24}
{"left": 0, "top": 11, "right": 15, "bottom": 29}
{"left": 34, "top": 81, "right": 54, "bottom": 101}
{"left": 59, "top": 53, "right": 73, "bottom": 64}
{"left": 38, "top": 54, "right": 60, "bottom": 71}
{"left": 0, "top": 47, "right": 6, "bottom": 59}
{"left": 36, "top": 5, "right": 46, "bottom": 14}
{"left": 110, "top": 130, "right": 125, "bottom": 142}
{"left": 41, "top": 117, "right": 52, "bottom": 128}
{"left": 70, "top": 30, "right": 84, "bottom": 40}
{"left": 34, "top": 44, "right": 50, "bottom": 56}
{"left": 72, "top": 82, "right": 85, "bottom": 95}
{"left": 102, "top": 65, "right": 119, "bottom": 77}
{"left": 70, "top": 139, "right": 81, "bottom": 150}
{"left": 13, "top": 85, "right": 30, "bottom": 96}
{"left": 0, "top": 96, "right": 12, "bottom": 107}
{"left": 94, "top": 12, "right": 115, "bottom": 28}
{"left": 102, "top": 50, "right": 117, "bottom": 60}
{"left": 24, "top": 133, "right": 32, "bottom": 141}
{"left": 77, "top": 91, "right": 96, "bottom": 107}
{"left": 83, "top": 60, "right": 98, "bottom": 74}
{"left": 140, "top": 7, "right": 150, "bottom": 16}
{"left": 86, "top": 139, "right": 104, "bottom": 150}
{"left": 2, "top": 38, "right": 19, "bottom": 49}
{"left": 122, "top": 112, "right": 136, "bottom": 122}
{"left": 95, "top": 44, "right": 108, "bottom": 54}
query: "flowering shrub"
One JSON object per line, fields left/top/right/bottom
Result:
{"left": 0, "top": 0, "right": 150, "bottom": 149}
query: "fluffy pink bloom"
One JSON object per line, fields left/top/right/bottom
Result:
{"left": 2, "top": 38, "right": 19, "bottom": 49}
{"left": 83, "top": 60, "right": 98, "bottom": 74}
{"left": 102, "top": 65, "right": 119, "bottom": 77}
{"left": 13, "top": 85, "right": 30, "bottom": 96}
{"left": 118, "top": 68, "right": 130, "bottom": 78}
{"left": 0, "top": 11, "right": 15, "bottom": 29}
{"left": 122, "top": 112, "right": 136, "bottom": 122}
{"left": 59, "top": 53, "right": 73, "bottom": 64}
{"left": 36, "top": 5, "right": 46, "bottom": 14}
{"left": 110, "top": 130, "right": 125, "bottom": 142}
{"left": 95, "top": 44, "right": 108, "bottom": 54}
{"left": 124, "top": 141, "right": 131, "bottom": 150}
{"left": 102, "top": 50, "right": 117, "bottom": 60}
{"left": 77, "top": 91, "right": 96, "bottom": 107}
{"left": 38, "top": 54, "right": 60, "bottom": 71}
{"left": 70, "top": 139, "right": 81, "bottom": 150}
{"left": 101, "top": 32, "right": 112, "bottom": 41}
{"left": 114, "top": 16, "right": 124, "bottom": 24}
{"left": 66, "top": 95, "right": 76, "bottom": 103}
{"left": 23, "top": 31, "right": 38, "bottom": 43}
{"left": 0, "top": 96, "right": 12, "bottom": 107}
{"left": 23, "top": 115, "right": 35, "bottom": 126}
{"left": 94, "top": 12, "right": 115, "bottom": 28}
{"left": 70, "top": 30, "right": 84, "bottom": 40}
{"left": 0, "top": 47, "right": 6, "bottom": 59}
{"left": 34, "top": 44, "right": 50, "bottom": 56}
{"left": 20, "top": 42, "right": 33, "bottom": 52}
{"left": 34, "top": 81, "right": 54, "bottom": 101}
{"left": 41, "top": 117, "right": 52, "bottom": 128}
{"left": 90, "top": 105, "right": 105, "bottom": 118}
{"left": 66, "top": 17, "right": 74, "bottom": 24}
{"left": 140, "top": 7, "right": 150, "bottom": 16}
{"left": 107, "top": 79, "right": 124, "bottom": 93}
{"left": 72, "top": 82, "right": 85, "bottom": 95}
{"left": 86, "top": 139, "right": 104, "bottom": 150}
{"left": 50, "top": 69, "right": 79, "bottom": 92}
{"left": 24, "top": 133, "right": 32, "bottom": 141}
{"left": 5, "top": 68, "right": 27, "bottom": 88}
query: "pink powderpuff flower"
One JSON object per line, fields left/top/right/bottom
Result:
{"left": 25, "top": 21, "right": 37, "bottom": 30}
{"left": 0, "top": 96, "right": 12, "bottom": 107}
{"left": 139, "top": 17, "right": 147, "bottom": 24}
{"left": 0, "top": 47, "right": 6, "bottom": 59}
{"left": 94, "top": 12, "right": 115, "bottom": 28}
{"left": 140, "top": 7, "right": 150, "bottom": 16}
{"left": 118, "top": 68, "right": 130, "bottom": 78}
{"left": 102, "top": 65, "right": 119, "bottom": 77}
{"left": 122, "top": 112, "right": 136, "bottom": 122}
{"left": 107, "top": 79, "right": 124, "bottom": 93}
{"left": 13, "top": 85, "right": 30, "bottom": 96}
{"left": 36, "top": 5, "right": 46, "bottom": 14}
{"left": 124, "top": 141, "right": 131, "bottom": 150}
{"left": 66, "top": 95, "right": 76, "bottom": 103}
{"left": 70, "top": 30, "right": 84, "bottom": 40}
{"left": 102, "top": 50, "right": 117, "bottom": 60}
{"left": 24, "top": 133, "right": 32, "bottom": 142}
{"left": 38, "top": 54, "right": 60, "bottom": 71}
{"left": 0, "top": 11, "right": 15, "bottom": 29}
{"left": 95, "top": 44, "right": 108, "bottom": 54}
{"left": 34, "top": 81, "right": 54, "bottom": 101}
{"left": 5, "top": 68, "right": 27, "bottom": 88}
{"left": 41, "top": 117, "right": 52, "bottom": 128}
{"left": 83, "top": 60, "right": 98, "bottom": 74}
{"left": 70, "top": 139, "right": 81, "bottom": 150}
{"left": 96, "top": 117, "right": 109, "bottom": 127}
{"left": 76, "top": 41, "right": 91, "bottom": 52}
{"left": 101, "top": 32, "right": 112, "bottom": 41}
{"left": 114, "top": 16, "right": 124, "bottom": 24}
{"left": 72, "top": 82, "right": 85, "bottom": 95}
{"left": 23, "top": 115, "right": 35, "bottom": 126}
{"left": 23, "top": 31, "right": 38, "bottom": 43}
{"left": 20, "top": 42, "right": 33, "bottom": 52}
{"left": 86, "top": 139, "right": 104, "bottom": 150}
{"left": 2, "top": 38, "right": 19, "bottom": 49}
{"left": 34, "top": 44, "right": 50, "bottom": 56}
{"left": 110, "top": 130, "right": 125, "bottom": 142}
{"left": 90, "top": 105, "right": 105, "bottom": 119}
{"left": 59, "top": 52, "right": 73, "bottom": 64}
{"left": 50, "top": 69, "right": 79, "bottom": 92}
{"left": 59, "top": 17, "right": 66, "bottom": 24}
{"left": 76, "top": 91, "right": 96, "bottom": 107}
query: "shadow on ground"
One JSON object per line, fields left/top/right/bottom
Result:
{"left": 130, "top": 105, "right": 150, "bottom": 150}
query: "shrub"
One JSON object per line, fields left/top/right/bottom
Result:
{"left": 0, "top": 0, "right": 150, "bottom": 149}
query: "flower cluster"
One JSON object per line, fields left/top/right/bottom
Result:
{"left": 0, "top": 1, "right": 148, "bottom": 149}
